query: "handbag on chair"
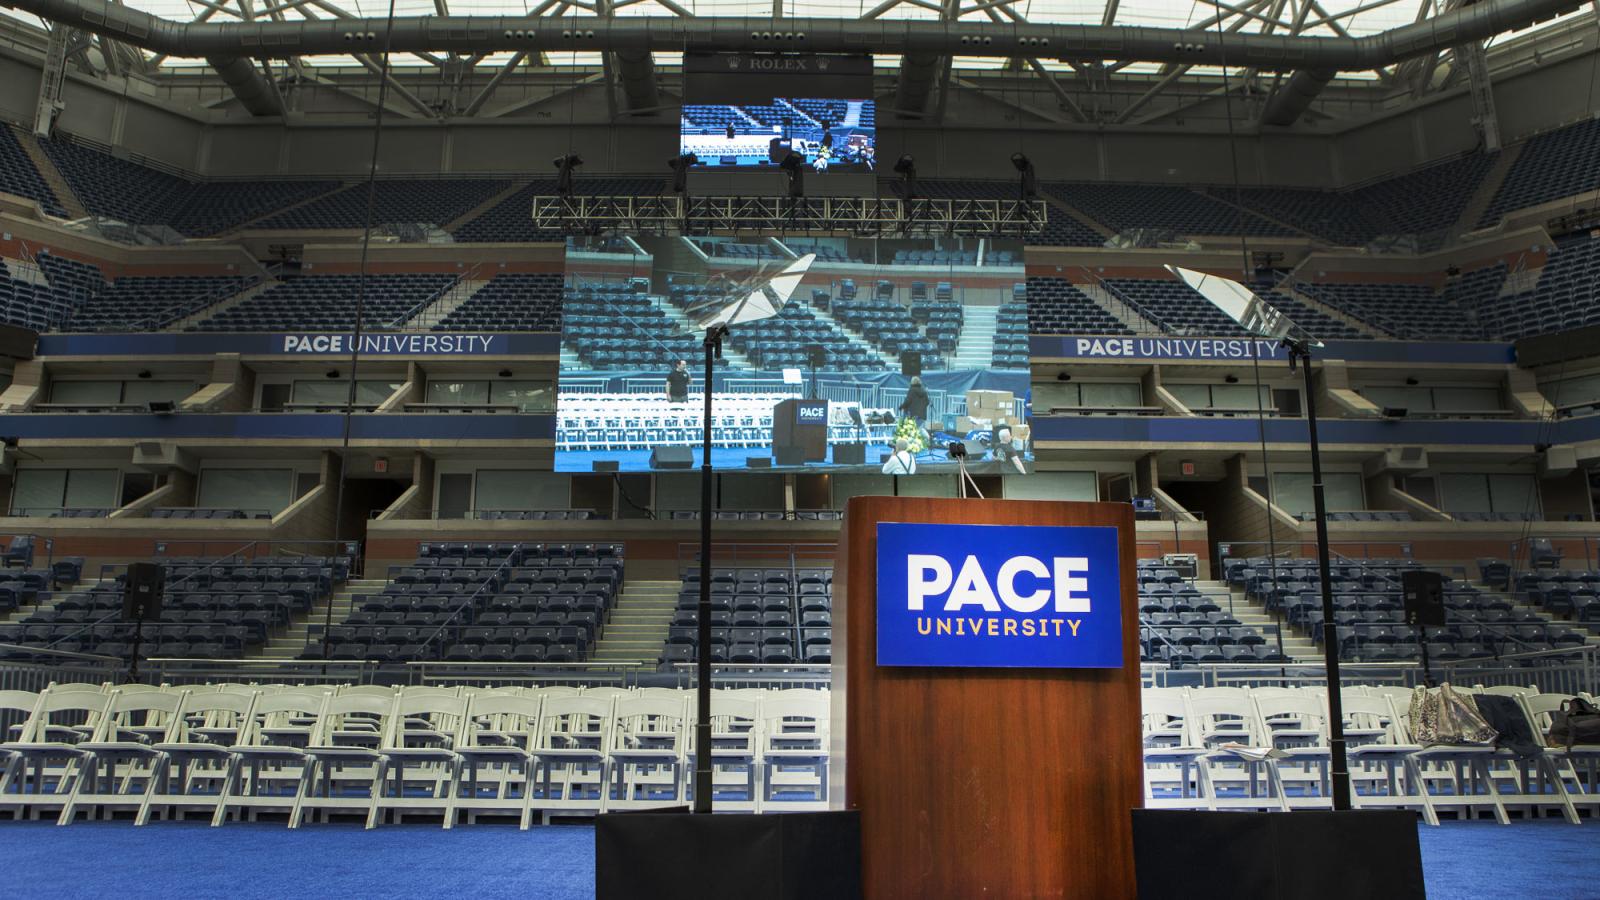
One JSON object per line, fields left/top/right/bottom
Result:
{"left": 1407, "top": 683, "right": 1497, "bottom": 745}
{"left": 1547, "top": 697, "right": 1600, "bottom": 749}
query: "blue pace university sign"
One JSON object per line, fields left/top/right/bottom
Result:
{"left": 875, "top": 522, "right": 1123, "bottom": 668}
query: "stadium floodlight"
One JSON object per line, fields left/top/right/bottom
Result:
{"left": 668, "top": 153, "right": 698, "bottom": 194}
{"left": 780, "top": 151, "right": 806, "bottom": 199}
{"left": 1168, "top": 262, "right": 1351, "bottom": 812}
{"left": 893, "top": 154, "right": 918, "bottom": 201}
{"left": 1010, "top": 152, "right": 1036, "bottom": 199}
{"left": 553, "top": 153, "right": 583, "bottom": 196}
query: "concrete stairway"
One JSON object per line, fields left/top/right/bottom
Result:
{"left": 589, "top": 579, "right": 679, "bottom": 667}
{"left": 0, "top": 578, "right": 95, "bottom": 626}
{"left": 403, "top": 278, "right": 488, "bottom": 331}
{"left": 255, "top": 579, "right": 369, "bottom": 660}
{"left": 170, "top": 278, "right": 280, "bottom": 331}
{"left": 1222, "top": 581, "right": 1322, "bottom": 661}
{"left": 950, "top": 304, "right": 998, "bottom": 369}
{"left": 15, "top": 130, "right": 88, "bottom": 219}
{"left": 444, "top": 180, "right": 530, "bottom": 234}
{"left": 1455, "top": 143, "right": 1523, "bottom": 234}
{"left": 1076, "top": 281, "right": 1163, "bottom": 333}
{"left": 808, "top": 302, "right": 901, "bottom": 369}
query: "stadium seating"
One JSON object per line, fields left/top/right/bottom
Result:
{"left": 829, "top": 284, "right": 942, "bottom": 369}
{"left": 1048, "top": 183, "right": 1294, "bottom": 237}
{"left": 1223, "top": 555, "right": 1593, "bottom": 662}
{"left": 190, "top": 273, "right": 458, "bottom": 332}
{"left": 1025, "top": 277, "right": 1135, "bottom": 335}
{"left": 1232, "top": 154, "right": 1493, "bottom": 248}
{"left": 38, "top": 137, "right": 332, "bottom": 236}
{"left": 698, "top": 241, "right": 782, "bottom": 260}
{"left": 1473, "top": 234, "right": 1600, "bottom": 340}
{"left": 1104, "top": 277, "right": 1249, "bottom": 335}
{"left": 0, "top": 126, "right": 67, "bottom": 217}
{"left": 1295, "top": 281, "right": 1485, "bottom": 341}
{"left": 308, "top": 541, "right": 621, "bottom": 665}
{"left": 248, "top": 179, "right": 513, "bottom": 230}
{"left": 433, "top": 272, "right": 564, "bottom": 332}
{"left": 0, "top": 555, "right": 345, "bottom": 661}
{"left": 565, "top": 280, "right": 699, "bottom": 368}
{"left": 1480, "top": 117, "right": 1600, "bottom": 227}
{"left": 63, "top": 272, "right": 257, "bottom": 332}
{"left": 664, "top": 278, "right": 885, "bottom": 371}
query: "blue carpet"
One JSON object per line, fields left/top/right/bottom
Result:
{"left": 1415, "top": 819, "right": 1598, "bottom": 900}
{"left": 0, "top": 822, "right": 594, "bottom": 900}
{"left": 0, "top": 819, "right": 1594, "bottom": 899}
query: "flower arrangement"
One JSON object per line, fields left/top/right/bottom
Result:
{"left": 892, "top": 416, "right": 927, "bottom": 454}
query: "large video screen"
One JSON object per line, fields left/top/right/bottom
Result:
{"left": 680, "top": 99, "right": 876, "bottom": 172}
{"left": 555, "top": 235, "right": 1031, "bottom": 475}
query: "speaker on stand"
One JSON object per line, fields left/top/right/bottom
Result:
{"left": 122, "top": 562, "right": 165, "bottom": 684}
{"left": 1401, "top": 570, "right": 1446, "bottom": 686}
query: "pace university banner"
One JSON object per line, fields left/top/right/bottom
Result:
{"left": 875, "top": 522, "right": 1123, "bottom": 668}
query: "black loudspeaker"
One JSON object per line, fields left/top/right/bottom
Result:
{"left": 747, "top": 457, "right": 773, "bottom": 469}
{"left": 1401, "top": 569, "right": 1447, "bottom": 627}
{"left": 596, "top": 811, "right": 862, "bottom": 900}
{"left": 649, "top": 446, "right": 695, "bottom": 469}
{"left": 591, "top": 460, "right": 619, "bottom": 473}
{"left": 832, "top": 443, "right": 867, "bottom": 465}
{"left": 775, "top": 446, "right": 807, "bottom": 466}
{"left": 900, "top": 351, "right": 922, "bottom": 377}
{"left": 1133, "top": 810, "right": 1424, "bottom": 900}
{"left": 807, "top": 344, "right": 828, "bottom": 369}
{"left": 122, "top": 562, "right": 165, "bottom": 622}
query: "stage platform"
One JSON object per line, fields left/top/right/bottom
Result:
{"left": 555, "top": 444, "right": 1030, "bottom": 474}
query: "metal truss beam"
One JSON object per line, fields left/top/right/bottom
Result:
{"left": 8, "top": 0, "right": 1584, "bottom": 72}
{"left": 530, "top": 195, "right": 1049, "bottom": 237}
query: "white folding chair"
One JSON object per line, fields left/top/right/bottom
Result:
{"left": 691, "top": 691, "right": 761, "bottom": 812}
{"left": 530, "top": 695, "right": 615, "bottom": 820}
{"left": 759, "top": 690, "right": 829, "bottom": 811}
{"left": 3, "top": 688, "right": 116, "bottom": 820}
{"left": 212, "top": 688, "right": 328, "bottom": 826}
{"left": 138, "top": 690, "right": 259, "bottom": 825}
{"left": 1522, "top": 692, "right": 1600, "bottom": 813}
{"left": 60, "top": 688, "right": 190, "bottom": 824}
{"left": 1386, "top": 690, "right": 1509, "bottom": 824}
{"left": 371, "top": 692, "right": 470, "bottom": 828}
{"left": 1184, "top": 690, "right": 1288, "bottom": 812}
{"left": 293, "top": 692, "right": 396, "bottom": 828}
{"left": 1458, "top": 686, "right": 1579, "bottom": 825}
{"left": 454, "top": 693, "right": 544, "bottom": 828}
{"left": 606, "top": 695, "right": 689, "bottom": 810}
{"left": 1340, "top": 692, "right": 1433, "bottom": 821}
{"left": 1141, "top": 689, "right": 1210, "bottom": 809}
{"left": 0, "top": 690, "right": 43, "bottom": 816}
{"left": 1252, "top": 692, "right": 1334, "bottom": 810}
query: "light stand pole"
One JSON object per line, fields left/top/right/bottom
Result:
{"left": 1285, "top": 336, "right": 1352, "bottom": 811}
{"left": 693, "top": 323, "right": 726, "bottom": 814}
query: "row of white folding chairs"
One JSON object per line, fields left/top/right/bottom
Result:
{"left": 0, "top": 683, "right": 830, "bottom": 828}
{"left": 1141, "top": 684, "right": 1599, "bottom": 825}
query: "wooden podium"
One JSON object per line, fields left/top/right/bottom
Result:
{"left": 831, "top": 496, "right": 1142, "bottom": 900}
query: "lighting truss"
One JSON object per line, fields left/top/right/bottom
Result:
{"left": 530, "top": 195, "right": 1049, "bottom": 237}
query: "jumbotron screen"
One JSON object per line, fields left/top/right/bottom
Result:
{"left": 555, "top": 235, "right": 1031, "bottom": 475}
{"left": 680, "top": 98, "right": 877, "bottom": 172}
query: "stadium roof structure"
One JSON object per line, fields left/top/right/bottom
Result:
{"left": 0, "top": 0, "right": 1592, "bottom": 131}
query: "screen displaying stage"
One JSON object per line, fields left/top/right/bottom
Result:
{"left": 680, "top": 99, "right": 877, "bottom": 172}
{"left": 555, "top": 235, "right": 1032, "bottom": 475}
{"left": 681, "top": 53, "right": 877, "bottom": 173}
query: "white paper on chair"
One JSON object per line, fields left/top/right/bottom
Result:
{"left": 1217, "top": 742, "right": 1288, "bottom": 761}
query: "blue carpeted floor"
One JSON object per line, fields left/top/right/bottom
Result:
{"left": 0, "top": 819, "right": 1594, "bottom": 899}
